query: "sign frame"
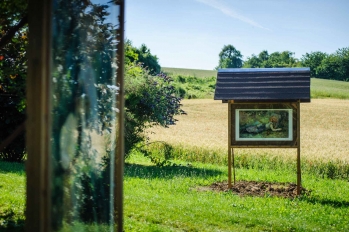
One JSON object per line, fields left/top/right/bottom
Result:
{"left": 227, "top": 101, "right": 301, "bottom": 195}
{"left": 230, "top": 102, "right": 299, "bottom": 148}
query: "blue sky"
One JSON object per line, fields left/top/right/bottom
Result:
{"left": 125, "top": 0, "right": 349, "bottom": 70}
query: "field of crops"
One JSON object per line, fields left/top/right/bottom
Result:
{"left": 148, "top": 99, "right": 349, "bottom": 163}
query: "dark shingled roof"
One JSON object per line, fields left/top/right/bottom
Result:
{"left": 214, "top": 68, "right": 311, "bottom": 102}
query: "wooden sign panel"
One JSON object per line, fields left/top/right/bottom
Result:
{"left": 230, "top": 102, "right": 298, "bottom": 148}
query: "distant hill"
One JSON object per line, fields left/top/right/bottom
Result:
{"left": 162, "top": 67, "right": 349, "bottom": 100}
{"left": 162, "top": 67, "right": 217, "bottom": 78}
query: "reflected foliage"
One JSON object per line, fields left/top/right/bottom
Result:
{"left": 51, "top": 0, "right": 121, "bottom": 229}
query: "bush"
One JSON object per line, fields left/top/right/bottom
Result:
{"left": 124, "top": 64, "right": 184, "bottom": 157}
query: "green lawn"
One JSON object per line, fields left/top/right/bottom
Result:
{"left": 1, "top": 154, "right": 349, "bottom": 231}
{"left": 0, "top": 162, "right": 25, "bottom": 230}
{"left": 124, "top": 154, "right": 349, "bottom": 231}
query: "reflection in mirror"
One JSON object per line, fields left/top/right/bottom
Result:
{"left": 51, "top": 0, "right": 122, "bottom": 230}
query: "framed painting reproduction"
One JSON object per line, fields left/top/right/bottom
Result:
{"left": 230, "top": 103, "right": 298, "bottom": 147}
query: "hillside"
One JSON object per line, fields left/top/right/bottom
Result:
{"left": 162, "top": 67, "right": 349, "bottom": 99}
{"left": 162, "top": 67, "right": 217, "bottom": 78}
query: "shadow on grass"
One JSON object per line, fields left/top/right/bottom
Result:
{"left": 0, "top": 209, "right": 25, "bottom": 231}
{"left": 0, "top": 161, "right": 25, "bottom": 174}
{"left": 301, "top": 196, "right": 349, "bottom": 208}
{"left": 124, "top": 163, "right": 223, "bottom": 179}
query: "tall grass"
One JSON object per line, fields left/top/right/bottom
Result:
{"left": 171, "top": 75, "right": 216, "bottom": 99}
{"left": 311, "top": 78, "right": 349, "bottom": 99}
{"left": 144, "top": 142, "right": 349, "bottom": 180}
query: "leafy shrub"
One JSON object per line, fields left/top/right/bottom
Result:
{"left": 124, "top": 64, "right": 185, "bottom": 157}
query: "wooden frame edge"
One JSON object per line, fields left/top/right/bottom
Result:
{"left": 26, "top": 0, "right": 52, "bottom": 231}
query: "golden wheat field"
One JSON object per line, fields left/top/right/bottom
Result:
{"left": 148, "top": 99, "right": 349, "bottom": 162}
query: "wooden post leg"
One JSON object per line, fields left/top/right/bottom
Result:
{"left": 232, "top": 148, "right": 236, "bottom": 185}
{"left": 296, "top": 100, "right": 301, "bottom": 195}
{"left": 297, "top": 146, "right": 301, "bottom": 195}
{"left": 228, "top": 147, "right": 232, "bottom": 188}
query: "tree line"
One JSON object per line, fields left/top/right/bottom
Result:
{"left": 216, "top": 44, "right": 349, "bottom": 81}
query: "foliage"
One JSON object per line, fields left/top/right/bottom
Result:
{"left": 215, "top": 44, "right": 243, "bottom": 69}
{"left": 170, "top": 75, "right": 216, "bottom": 99}
{"left": 0, "top": 0, "right": 28, "bottom": 162}
{"left": 124, "top": 64, "right": 184, "bottom": 156}
{"left": 301, "top": 48, "right": 349, "bottom": 81}
{"left": 244, "top": 50, "right": 301, "bottom": 68}
{"left": 317, "top": 47, "right": 349, "bottom": 81}
{"left": 125, "top": 40, "right": 161, "bottom": 75}
{"left": 49, "top": 1, "right": 123, "bottom": 229}
{"left": 300, "top": 51, "right": 328, "bottom": 77}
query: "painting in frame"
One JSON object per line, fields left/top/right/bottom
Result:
{"left": 231, "top": 103, "right": 298, "bottom": 147}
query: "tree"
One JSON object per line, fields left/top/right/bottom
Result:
{"left": 317, "top": 47, "right": 349, "bottom": 81}
{"left": 0, "top": 0, "right": 28, "bottom": 162}
{"left": 125, "top": 40, "right": 161, "bottom": 75}
{"left": 216, "top": 44, "right": 243, "bottom": 69}
{"left": 268, "top": 51, "right": 300, "bottom": 68}
{"left": 243, "top": 54, "right": 261, "bottom": 68}
{"left": 258, "top": 50, "right": 269, "bottom": 62}
{"left": 243, "top": 50, "right": 300, "bottom": 68}
{"left": 300, "top": 51, "right": 328, "bottom": 77}
{"left": 136, "top": 44, "right": 161, "bottom": 75}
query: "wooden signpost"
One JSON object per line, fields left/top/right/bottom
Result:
{"left": 214, "top": 68, "right": 311, "bottom": 195}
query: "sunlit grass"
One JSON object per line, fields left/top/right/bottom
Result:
{"left": 0, "top": 162, "right": 25, "bottom": 230}
{"left": 124, "top": 153, "right": 349, "bottom": 231}
{"left": 311, "top": 78, "right": 349, "bottom": 99}
{"left": 162, "top": 67, "right": 217, "bottom": 78}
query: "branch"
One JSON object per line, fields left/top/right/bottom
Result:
{"left": 0, "top": 14, "right": 28, "bottom": 49}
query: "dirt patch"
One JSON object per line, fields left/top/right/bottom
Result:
{"left": 196, "top": 181, "right": 310, "bottom": 198}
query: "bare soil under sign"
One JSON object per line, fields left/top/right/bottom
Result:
{"left": 195, "top": 181, "right": 310, "bottom": 198}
